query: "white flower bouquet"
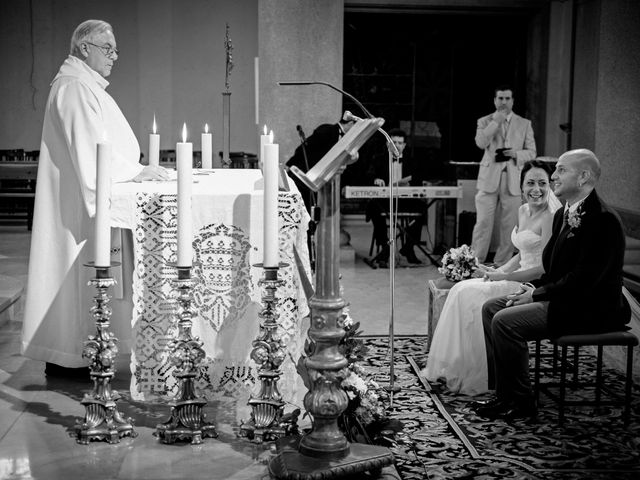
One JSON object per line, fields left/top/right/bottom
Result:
{"left": 438, "top": 244, "right": 479, "bottom": 282}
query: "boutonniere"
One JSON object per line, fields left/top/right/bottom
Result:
{"left": 566, "top": 206, "right": 584, "bottom": 238}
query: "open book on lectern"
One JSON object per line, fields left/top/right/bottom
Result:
{"left": 289, "top": 117, "right": 384, "bottom": 192}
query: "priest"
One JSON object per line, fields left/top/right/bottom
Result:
{"left": 22, "top": 19, "right": 168, "bottom": 376}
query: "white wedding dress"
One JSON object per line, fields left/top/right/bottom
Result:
{"left": 422, "top": 227, "right": 544, "bottom": 395}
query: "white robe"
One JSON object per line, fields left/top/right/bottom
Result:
{"left": 22, "top": 56, "right": 143, "bottom": 367}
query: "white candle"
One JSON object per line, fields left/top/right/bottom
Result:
{"left": 176, "top": 123, "right": 193, "bottom": 267}
{"left": 259, "top": 124, "right": 270, "bottom": 170}
{"left": 201, "top": 123, "right": 212, "bottom": 169}
{"left": 95, "top": 142, "right": 111, "bottom": 266}
{"left": 263, "top": 141, "right": 279, "bottom": 267}
{"left": 149, "top": 114, "right": 160, "bottom": 167}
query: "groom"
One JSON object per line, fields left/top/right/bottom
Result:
{"left": 475, "top": 148, "right": 631, "bottom": 420}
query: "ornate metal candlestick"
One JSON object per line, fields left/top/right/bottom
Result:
{"left": 75, "top": 263, "right": 137, "bottom": 445}
{"left": 240, "top": 263, "right": 299, "bottom": 443}
{"left": 155, "top": 266, "right": 218, "bottom": 444}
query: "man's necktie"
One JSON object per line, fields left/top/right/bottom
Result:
{"left": 562, "top": 209, "right": 570, "bottom": 230}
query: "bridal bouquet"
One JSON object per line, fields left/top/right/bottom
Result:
{"left": 438, "top": 244, "right": 479, "bottom": 282}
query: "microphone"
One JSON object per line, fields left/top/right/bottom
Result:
{"left": 296, "top": 124, "right": 307, "bottom": 143}
{"left": 342, "top": 110, "right": 362, "bottom": 123}
{"left": 278, "top": 80, "right": 374, "bottom": 119}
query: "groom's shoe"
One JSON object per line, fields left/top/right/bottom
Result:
{"left": 502, "top": 400, "right": 537, "bottom": 422}
{"left": 476, "top": 398, "right": 537, "bottom": 420}
{"left": 469, "top": 396, "right": 501, "bottom": 412}
{"left": 475, "top": 400, "right": 512, "bottom": 418}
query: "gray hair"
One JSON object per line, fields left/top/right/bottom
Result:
{"left": 70, "top": 20, "right": 113, "bottom": 56}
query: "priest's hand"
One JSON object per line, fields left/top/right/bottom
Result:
{"left": 132, "top": 166, "right": 171, "bottom": 182}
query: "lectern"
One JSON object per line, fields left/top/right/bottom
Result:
{"left": 269, "top": 117, "right": 395, "bottom": 478}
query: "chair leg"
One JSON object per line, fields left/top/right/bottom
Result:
{"left": 595, "top": 345, "right": 603, "bottom": 406}
{"left": 572, "top": 346, "right": 580, "bottom": 385}
{"left": 553, "top": 344, "right": 558, "bottom": 376}
{"left": 559, "top": 346, "right": 568, "bottom": 426}
{"left": 624, "top": 345, "right": 633, "bottom": 427}
{"left": 534, "top": 340, "right": 541, "bottom": 405}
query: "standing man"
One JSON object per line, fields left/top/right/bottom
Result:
{"left": 472, "top": 85, "right": 536, "bottom": 264}
{"left": 22, "top": 20, "right": 168, "bottom": 376}
{"left": 476, "top": 149, "right": 630, "bottom": 420}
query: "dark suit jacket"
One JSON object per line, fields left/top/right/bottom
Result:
{"left": 367, "top": 151, "right": 422, "bottom": 186}
{"left": 531, "top": 189, "right": 630, "bottom": 336}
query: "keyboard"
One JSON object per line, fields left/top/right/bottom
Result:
{"left": 344, "top": 185, "right": 462, "bottom": 199}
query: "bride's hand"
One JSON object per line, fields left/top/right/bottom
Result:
{"left": 473, "top": 264, "right": 495, "bottom": 278}
{"left": 484, "top": 271, "right": 508, "bottom": 282}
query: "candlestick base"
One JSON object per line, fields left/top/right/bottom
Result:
{"left": 239, "top": 263, "right": 299, "bottom": 443}
{"left": 75, "top": 264, "right": 137, "bottom": 445}
{"left": 155, "top": 266, "right": 218, "bottom": 444}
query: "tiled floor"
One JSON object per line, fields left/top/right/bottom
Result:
{"left": 0, "top": 218, "right": 439, "bottom": 479}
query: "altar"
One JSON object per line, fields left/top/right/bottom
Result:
{"left": 110, "top": 169, "right": 311, "bottom": 411}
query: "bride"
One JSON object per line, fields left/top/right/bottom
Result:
{"left": 423, "top": 160, "right": 562, "bottom": 395}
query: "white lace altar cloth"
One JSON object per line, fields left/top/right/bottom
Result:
{"left": 110, "top": 170, "right": 311, "bottom": 414}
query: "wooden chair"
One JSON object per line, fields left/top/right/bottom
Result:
{"left": 534, "top": 331, "right": 638, "bottom": 426}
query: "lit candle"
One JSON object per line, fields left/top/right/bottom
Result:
{"left": 149, "top": 114, "right": 160, "bottom": 167}
{"left": 176, "top": 123, "right": 193, "bottom": 267}
{"left": 259, "top": 124, "right": 271, "bottom": 170}
{"left": 263, "top": 140, "right": 279, "bottom": 267}
{"left": 95, "top": 140, "right": 111, "bottom": 266}
{"left": 201, "top": 123, "right": 212, "bottom": 169}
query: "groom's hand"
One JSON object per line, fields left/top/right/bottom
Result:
{"left": 505, "top": 283, "right": 534, "bottom": 307}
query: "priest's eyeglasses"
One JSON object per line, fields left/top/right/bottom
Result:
{"left": 85, "top": 42, "right": 119, "bottom": 59}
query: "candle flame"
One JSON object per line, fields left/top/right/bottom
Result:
{"left": 152, "top": 114, "right": 157, "bottom": 134}
{"left": 263, "top": 124, "right": 267, "bottom": 135}
{"left": 205, "top": 123, "right": 209, "bottom": 134}
{"left": 182, "top": 123, "right": 187, "bottom": 143}
{"left": 269, "top": 130, "right": 274, "bottom": 143}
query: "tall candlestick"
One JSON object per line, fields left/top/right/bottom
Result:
{"left": 263, "top": 142, "right": 279, "bottom": 267}
{"left": 201, "top": 123, "right": 212, "bottom": 169}
{"left": 176, "top": 123, "right": 193, "bottom": 267}
{"left": 149, "top": 115, "right": 160, "bottom": 167}
{"left": 95, "top": 142, "right": 111, "bottom": 266}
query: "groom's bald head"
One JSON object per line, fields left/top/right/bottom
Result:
{"left": 561, "top": 149, "right": 601, "bottom": 184}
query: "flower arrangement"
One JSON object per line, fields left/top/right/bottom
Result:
{"left": 566, "top": 206, "right": 584, "bottom": 238}
{"left": 438, "top": 244, "right": 479, "bottom": 282}
{"left": 295, "top": 298, "right": 401, "bottom": 445}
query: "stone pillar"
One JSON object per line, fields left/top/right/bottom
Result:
{"left": 258, "top": 0, "right": 344, "bottom": 161}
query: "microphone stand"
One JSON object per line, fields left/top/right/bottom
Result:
{"left": 380, "top": 130, "right": 402, "bottom": 403}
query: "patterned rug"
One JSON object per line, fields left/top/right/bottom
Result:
{"left": 363, "top": 336, "right": 640, "bottom": 479}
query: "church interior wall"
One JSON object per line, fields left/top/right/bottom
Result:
{"left": 594, "top": 0, "right": 640, "bottom": 216}
{"left": 0, "top": 0, "right": 259, "bottom": 158}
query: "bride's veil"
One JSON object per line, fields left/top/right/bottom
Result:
{"left": 547, "top": 189, "right": 562, "bottom": 213}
